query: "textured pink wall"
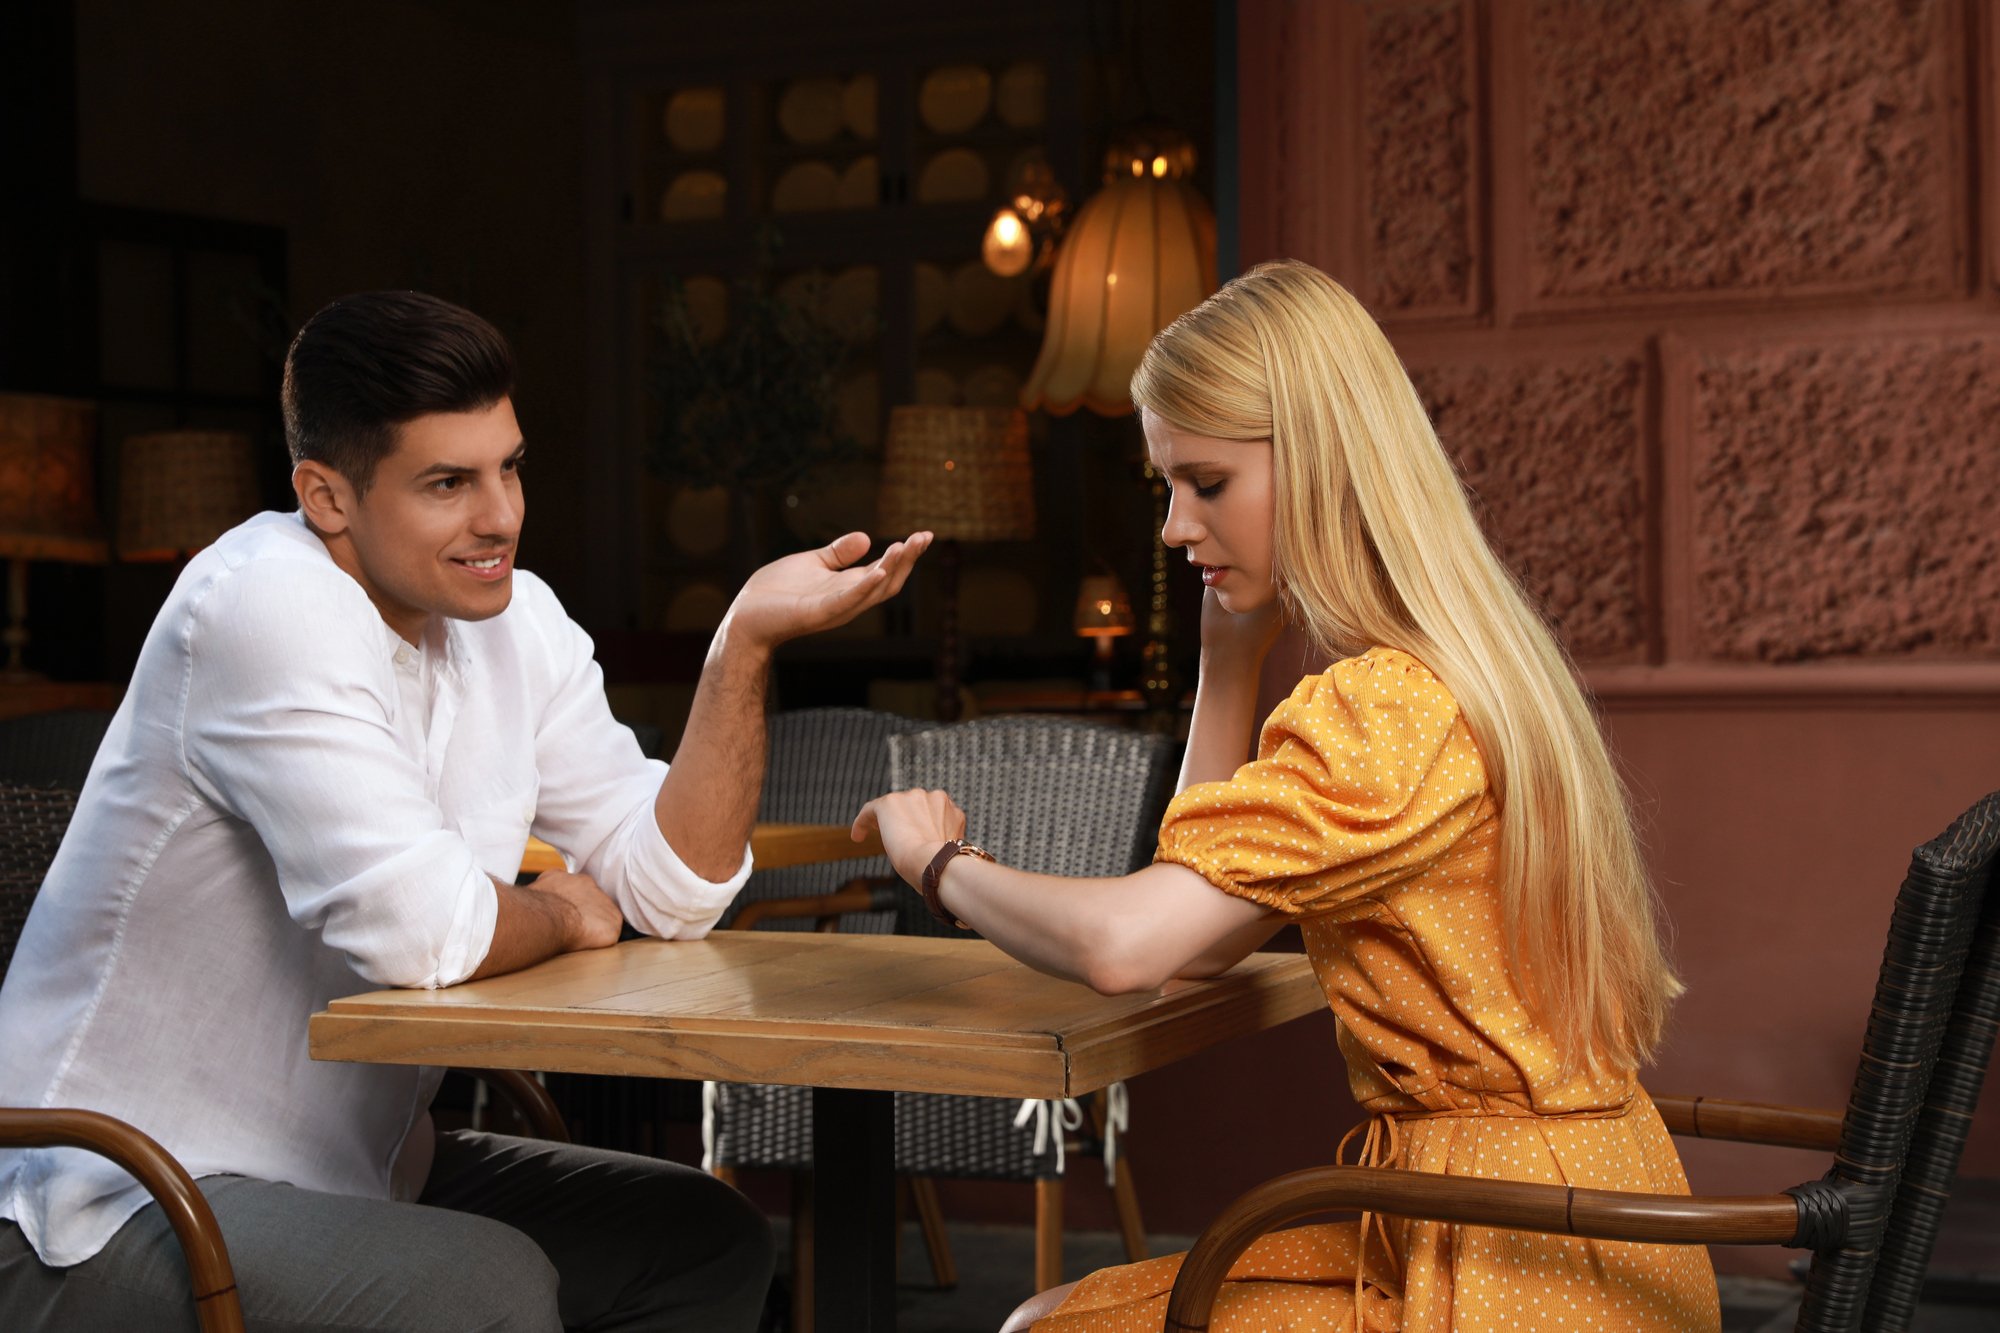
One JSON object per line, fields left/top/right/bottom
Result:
{"left": 1238, "top": 0, "right": 2000, "bottom": 1280}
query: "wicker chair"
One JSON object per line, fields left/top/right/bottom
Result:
{"left": 705, "top": 713, "right": 1175, "bottom": 1322}
{"left": 0, "top": 709, "right": 115, "bottom": 792}
{"left": 1147, "top": 790, "right": 2000, "bottom": 1333}
{"left": 0, "top": 781, "right": 569, "bottom": 1333}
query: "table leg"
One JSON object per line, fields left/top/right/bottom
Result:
{"left": 814, "top": 1086, "right": 897, "bottom": 1331}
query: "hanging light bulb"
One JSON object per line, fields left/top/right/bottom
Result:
{"left": 1019, "top": 123, "right": 1216, "bottom": 417}
{"left": 980, "top": 158, "right": 1069, "bottom": 279}
{"left": 982, "top": 207, "right": 1034, "bottom": 277}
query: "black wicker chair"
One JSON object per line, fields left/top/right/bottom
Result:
{"left": 0, "top": 708, "right": 114, "bottom": 793}
{"left": 1145, "top": 790, "right": 2000, "bottom": 1333}
{"left": 0, "top": 780, "right": 571, "bottom": 1333}
{"left": 704, "top": 712, "right": 1175, "bottom": 1321}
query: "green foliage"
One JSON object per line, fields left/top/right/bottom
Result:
{"left": 646, "top": 244, "right": 860, "bottom": 492}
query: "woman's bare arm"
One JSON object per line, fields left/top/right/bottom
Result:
{"left": 1176, "top": 590, "right": 1284, "bottom": 792}
{"left": 854, "top": 790, "right": 1282, "bottom": 994}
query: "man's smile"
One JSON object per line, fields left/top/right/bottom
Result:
{"left": 451, "top": 551, "right": 513, "bottom": 580}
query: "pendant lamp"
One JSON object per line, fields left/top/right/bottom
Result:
{"left": 1019, "top": 126, "right": 1217, "bottom": 417}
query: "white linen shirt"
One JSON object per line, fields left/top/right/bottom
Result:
{"left": 0, "top": 510, "right": 751, "bottom": 1266}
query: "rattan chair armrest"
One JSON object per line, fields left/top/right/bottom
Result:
{"left": 0, "top": 1108, "right": 244, "bottom": 1333}
{"left": 458, "top": 1068, "right": 571, "bottom": 1143}
{"left": 728, "top": 877, "right": 902, "bottom": 931}
{"left": 1652, "top": 1093, "right": 1842, "bottom": 1152}
{"left": 1161, "top": 1165, "right": 1803, "bottom": 1333}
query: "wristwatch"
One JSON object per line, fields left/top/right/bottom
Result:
{"left": 920, "top": 839, "right": 995, "bottom": 930}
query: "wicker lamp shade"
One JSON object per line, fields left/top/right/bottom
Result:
{"left": 877, "top": 406, "right": 1034, "bottom": 541}
{"left": 1019, "top": 176, "right": 1216, "bottom": 418}
{"left": 118, "top": 430, "right": 261, "bottom": 561}
{"left": 0, "top": 394, "right": 109, "bottom": 564}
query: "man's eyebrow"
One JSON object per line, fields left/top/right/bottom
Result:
{"left": 410, "top": 442, "right": 526, "bottom": 481}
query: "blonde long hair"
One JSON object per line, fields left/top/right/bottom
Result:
{"left": 1132, "top": 260, "right": 1679, "bottom": 1073}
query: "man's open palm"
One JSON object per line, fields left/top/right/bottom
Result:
{"left": 726, "top": 530, "right": 930, "bottom": 650}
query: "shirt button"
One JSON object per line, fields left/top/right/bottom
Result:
{"left": 394, "top": 647, "right": 413, "bottom": 667}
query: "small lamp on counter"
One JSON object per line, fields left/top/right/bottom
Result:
{"left": 878, "top": 406, "right": 1035, "bottom": 722}
{"left": 117, "top": 431, "right": 261, "bottom": 563}
{"left": 0, "top": 394, "right": 110, "bottom": 682}
{"left": 1072, "top": 574, "right": 1134, "bottom": 694}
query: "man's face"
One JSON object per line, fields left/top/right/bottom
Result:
{"left": 337, "top": 398, "right": 525, "bottom": 631}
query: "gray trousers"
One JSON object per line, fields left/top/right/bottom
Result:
{"left": 0, "top": 1129, "right": 775, "bottom": 1332}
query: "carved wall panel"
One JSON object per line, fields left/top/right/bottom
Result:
{"left": 1364, "top": 1, "right": 1477, "bottom": 316}
{"left": 1413, "top": 355, "right": 1649, "bottom": 661}
{"left": 1525, "top": 0, "right": 1960, "bottom": 306}
{"left": 1690, "top": 336, "right": 2000, "bottom": 662}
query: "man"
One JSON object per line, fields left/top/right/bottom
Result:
{"left": 0, "top": 291, "right": 929, "bottom": 1331}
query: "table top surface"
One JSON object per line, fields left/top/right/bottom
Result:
{"left": 310, "top": 932, "right": 1324, "bottom": 1099}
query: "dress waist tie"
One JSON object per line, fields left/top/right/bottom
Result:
{"left": 1332, "top": 1099, "right": 1636, "bottom": 1332}
{"left": 1334, "top": 1113, "right": 1405, "bottom": 1333}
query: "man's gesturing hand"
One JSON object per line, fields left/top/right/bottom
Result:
{"left": 722, "top": 531, "right": 930, "bottom": 654}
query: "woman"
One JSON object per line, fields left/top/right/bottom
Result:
{"left": 856, "top": 261, "right": 1718, "bottom": 1333}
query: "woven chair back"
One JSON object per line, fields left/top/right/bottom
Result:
{"left": 727, "top": 707, "right": 928, "bottom": 933}
{"left": 0, "top": 709, "right": 114, "bottom": 792}
{"left": 1802, "top": 790, "right": 2000, "bottom": 1332}
{"left": 889, "top": 714, "right": 1174, "bottom": 876}
{"left": 0, "top": 784, "right": 80, "bottom": 978}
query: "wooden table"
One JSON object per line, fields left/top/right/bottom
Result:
{"left": 311, "top": 932, "right": 1323, "bottom": 1331}
{"left": 519, "top": 821, "right": 884, "bottom": 877}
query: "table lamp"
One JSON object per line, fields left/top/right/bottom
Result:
{"left": 0, "top": 394, "right": 110, "bottom": 681}
{"left": 1073, "top": 574, "right": 1134, "bottom": 693}
{"left": 117, "top": 431, "right": 261, "bottom": 562}
{"left": 877, "top": 405, "right": 1035, "bottom": 720}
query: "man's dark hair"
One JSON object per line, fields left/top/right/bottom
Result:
{"left": 282, "top": 291, "right": 516, "bottom": 493}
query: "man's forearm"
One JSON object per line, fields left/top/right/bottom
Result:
{"left": 469, "top": 878, "right": 580, "bottom": 981}
{"left": 653, "top": 624, "right": 770, "bottom": 881}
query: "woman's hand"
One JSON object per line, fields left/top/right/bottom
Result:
{"left": 1198, "top": 585, "right": 1285, "bottom": 666}
{"left": 853, "top": 788, "right": 968, "bottom": 889}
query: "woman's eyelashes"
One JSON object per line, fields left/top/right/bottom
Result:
{"left": 1193, "top": 477, "right": 1227, "bottom": 499}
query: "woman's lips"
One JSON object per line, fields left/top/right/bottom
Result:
{"left": 1198, "top": 564, "right": 1229, "bottom": 587}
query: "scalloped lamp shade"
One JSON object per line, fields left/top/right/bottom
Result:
{"left": 0, "top": 394, "right": 109, "bottom": 564}
{"left": 1019, "top": 178, "right": 1217, "bottom": 418}
{"left": 118, "top": 430, "right": 261, "bottom": 561}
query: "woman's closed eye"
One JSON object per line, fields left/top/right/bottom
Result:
{"left": 1193, "top": 477, "right": 1227, "bottom": 499}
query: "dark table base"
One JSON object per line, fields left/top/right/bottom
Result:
{"left": 814, "top": 1086, "right": 898, "bottom": 1330}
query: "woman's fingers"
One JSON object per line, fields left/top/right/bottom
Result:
{"left": 851, "top": 800, "right": 881, "bottom": 840}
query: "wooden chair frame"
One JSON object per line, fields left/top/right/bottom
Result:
{"left": 1162, "top": 1093, "right": 1861, "bottom": 1333}
{"left": 0, "top": 1070, "right": 568, "bottom": 1333}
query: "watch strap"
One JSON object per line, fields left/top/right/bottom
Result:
{"left": 920, "top": 839, "right": 994, "bottom": 929}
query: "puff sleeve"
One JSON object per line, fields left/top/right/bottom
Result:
{"left": 1154, "top": 648, "right": 1490, "bottom": 916}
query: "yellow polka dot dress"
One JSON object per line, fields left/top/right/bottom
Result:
{"left": 1034, "top": 648, "right": 1720, "bottom": 1333}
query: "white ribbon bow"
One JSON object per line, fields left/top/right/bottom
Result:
{"left": 1014, "top": 1097, "right": 1085, "bottom": 1175}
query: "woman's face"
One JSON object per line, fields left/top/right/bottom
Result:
{"left": 1142, "top": 409, "right": 1278, "bottom": 614}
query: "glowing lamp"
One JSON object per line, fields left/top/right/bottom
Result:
{"left": 1019, "top": 128, "right": 1216, "bottom": 417}
{"left": 982, "top": 208, "right": 1033, "bottom": 277}
{"left": 1073, "top": 573, "right": 1135, "bottom": 693}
